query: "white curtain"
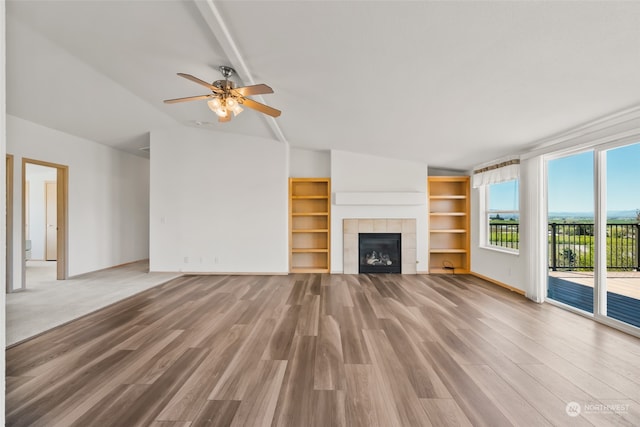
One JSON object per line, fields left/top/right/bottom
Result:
{"left": 472, "top": 158, "right": 520, "bottom": 188}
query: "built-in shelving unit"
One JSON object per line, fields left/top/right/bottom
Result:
{"left": 289, "top": 178, "right": 331, "bottom": 273}
{"left": 428, "top": 176, "right": 470, "bottom": 274}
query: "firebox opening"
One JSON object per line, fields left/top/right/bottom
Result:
{"left": 359, "top": 233, "right": 401, "bottom": 274}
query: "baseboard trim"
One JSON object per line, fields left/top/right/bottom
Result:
{"left": 150, "top": 271, "right": 289, "bottom": 276}
{"left": 469, "top": 271, "right": 526, "bottom": 295}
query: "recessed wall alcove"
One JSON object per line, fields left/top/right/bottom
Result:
{"left": 343, "top": 219, "right": 416, "bottom": 274}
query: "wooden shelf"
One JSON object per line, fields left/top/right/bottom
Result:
{"left": 430, "top": 248, "right": 467, "bottom": 253}
{"left": 429, "top": 267, "right": 469, "bottom": 274}
{"left": 291, "top": 195, "right": 329, "bottom": 200}
{"left": 292, "top": 212, "right": 329, "bottom": 216}
{"left": 290, "top": 267, "right": 330, "bottom": 273}
{"left": 428, "top": 176, "right": 470, "bottom": 274}
{"left": 429, "top": 195, "right": 466, "bottom": 200}
{"left": 289, "top": 178, "right": 331, "bottom": 273}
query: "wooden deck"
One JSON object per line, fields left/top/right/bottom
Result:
{"left": 548, "top": 270, "right": 640, "bottom": 300}
{"left": 548, "top": 271, "right": 640, "bottom": 328}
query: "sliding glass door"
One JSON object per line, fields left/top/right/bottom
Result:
{"left": 603, "top": 142, "right": 640, "bottom": 328}
{"left": 546, "top": 141, "right": 640, "bottom": 332}
{"left": 547, "top": 151, "right": 595, "bottom": 314}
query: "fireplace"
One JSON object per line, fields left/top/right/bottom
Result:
{"left": 343, "top": 219, "right": 416, "bottom": 274}
{"left": 359, "top": 233, "right": 401, "bottom": 274}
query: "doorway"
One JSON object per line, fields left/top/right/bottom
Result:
{"left": 21, "top": 158, "right": 68, "bottom": 289}
{"left": 6, "top": 155, "right": 14, "bottom": 293}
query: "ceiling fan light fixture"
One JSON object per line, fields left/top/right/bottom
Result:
{"left": 207, "top": 97, "right": 222, "bottom": 110}
{"left": 207, "top": 97, "right": 228, "bottom": 117}
{"left": 231, "top": 104, "right": 244, "bottom": 116}
{"left": 226, "top": 97, "right": 238, "bottom": 108}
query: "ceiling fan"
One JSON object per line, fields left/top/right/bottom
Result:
{"left": 163, "top": 66, "right": 281, "bottom": 122}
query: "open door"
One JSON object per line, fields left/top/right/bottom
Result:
{"left": 22, "top": 158, "right": 68, "bottom": 286}
{"left": 45, "top": 181, "right": 57, "bottom": 261}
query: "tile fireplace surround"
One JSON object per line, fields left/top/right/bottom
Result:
{"left": 343, "top": 218, "right": 417, "bottom": 274}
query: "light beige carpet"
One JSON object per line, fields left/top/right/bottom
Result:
{"left": 6, "top": 260, "right": 181, "bottom": 346}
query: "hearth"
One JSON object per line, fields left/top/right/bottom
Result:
{"left": 359, "top": 233, "right": 401, "bottom": 274}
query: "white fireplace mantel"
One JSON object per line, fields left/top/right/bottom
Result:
{"left": 334, "top": 192, "right": 425, "bottom": 206}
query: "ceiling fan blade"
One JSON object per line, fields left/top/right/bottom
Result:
{"left": 241, "top": 98, "right": 281, "bottom": 117}
{"left": 233, "top": 84, "right": 274, "bottom": 97}
{"left": 177, "top": 73, "right": 222, "bottom": 93}
{"left": 163, "top": 94, "right": 213, "bottom": 104}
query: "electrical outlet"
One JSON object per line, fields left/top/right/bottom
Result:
{"left": 183, "top": 256, "right": 189, "bottom": 264}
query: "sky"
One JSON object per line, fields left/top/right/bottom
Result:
{"left": 490, "top": 142, "right": 640, "bottom": 216}
{"left": 548, "top": 142, "right": 640, "bottom": 214}
{"left": 547, "top": 150, "right": 594, "bottom": 213}
{"left": 489, "top": 179, "right": 519, "bottom": 211}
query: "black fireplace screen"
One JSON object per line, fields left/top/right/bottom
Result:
{"left": 359, "top": 233, "right": 401, "bottom": 274}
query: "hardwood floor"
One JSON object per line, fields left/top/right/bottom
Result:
{"left": 6, "top": 273, "right": 640, "bottom": 426}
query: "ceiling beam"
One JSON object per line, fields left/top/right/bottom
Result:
{"left": 193, "top": 0, "right": 288, "bottom": 145}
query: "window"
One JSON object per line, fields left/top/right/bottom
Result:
{"left": 486, "top": 179, "right": 520, "bottom": 251}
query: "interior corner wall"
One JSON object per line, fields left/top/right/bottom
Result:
{"left": 149, "top": 126, "right": 288, "bottom": 274}
{"left": 6, "top": 115, "right": 150, "bottom": 288}
{"left": 330, "top": 150, "right": 428, "bottom": 273}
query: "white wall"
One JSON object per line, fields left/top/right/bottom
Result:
{"left": 289, "top": 147, "right": 330, "bottom": 178}
{"left": 25, "top": 163, "right": 57, "bottom": 260}
{"left": 330, "top": 150, "right": 428, "bottom": 273}
{"left": 6, "top": 115, "right": 150, "bottom": 289}
{"left": 150, "top": 126, "right": 288, "bottom": 274}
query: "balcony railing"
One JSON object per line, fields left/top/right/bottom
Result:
{"left": 488, "top": 223, "right": 520, "bottom": 250}
{"left": 489, "top": 222, "right": 640, "bottom": 271}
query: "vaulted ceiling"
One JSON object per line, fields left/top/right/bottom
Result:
{"left": 6, "top": 1, "right": 640, "bottom": 170}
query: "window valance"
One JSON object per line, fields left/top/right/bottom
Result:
{"left": 472, "top": 158, "right": 520, "bottom": 188}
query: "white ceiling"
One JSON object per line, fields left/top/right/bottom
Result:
{"left": 6, "top": 0, "right": 640, "bottom": 170}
